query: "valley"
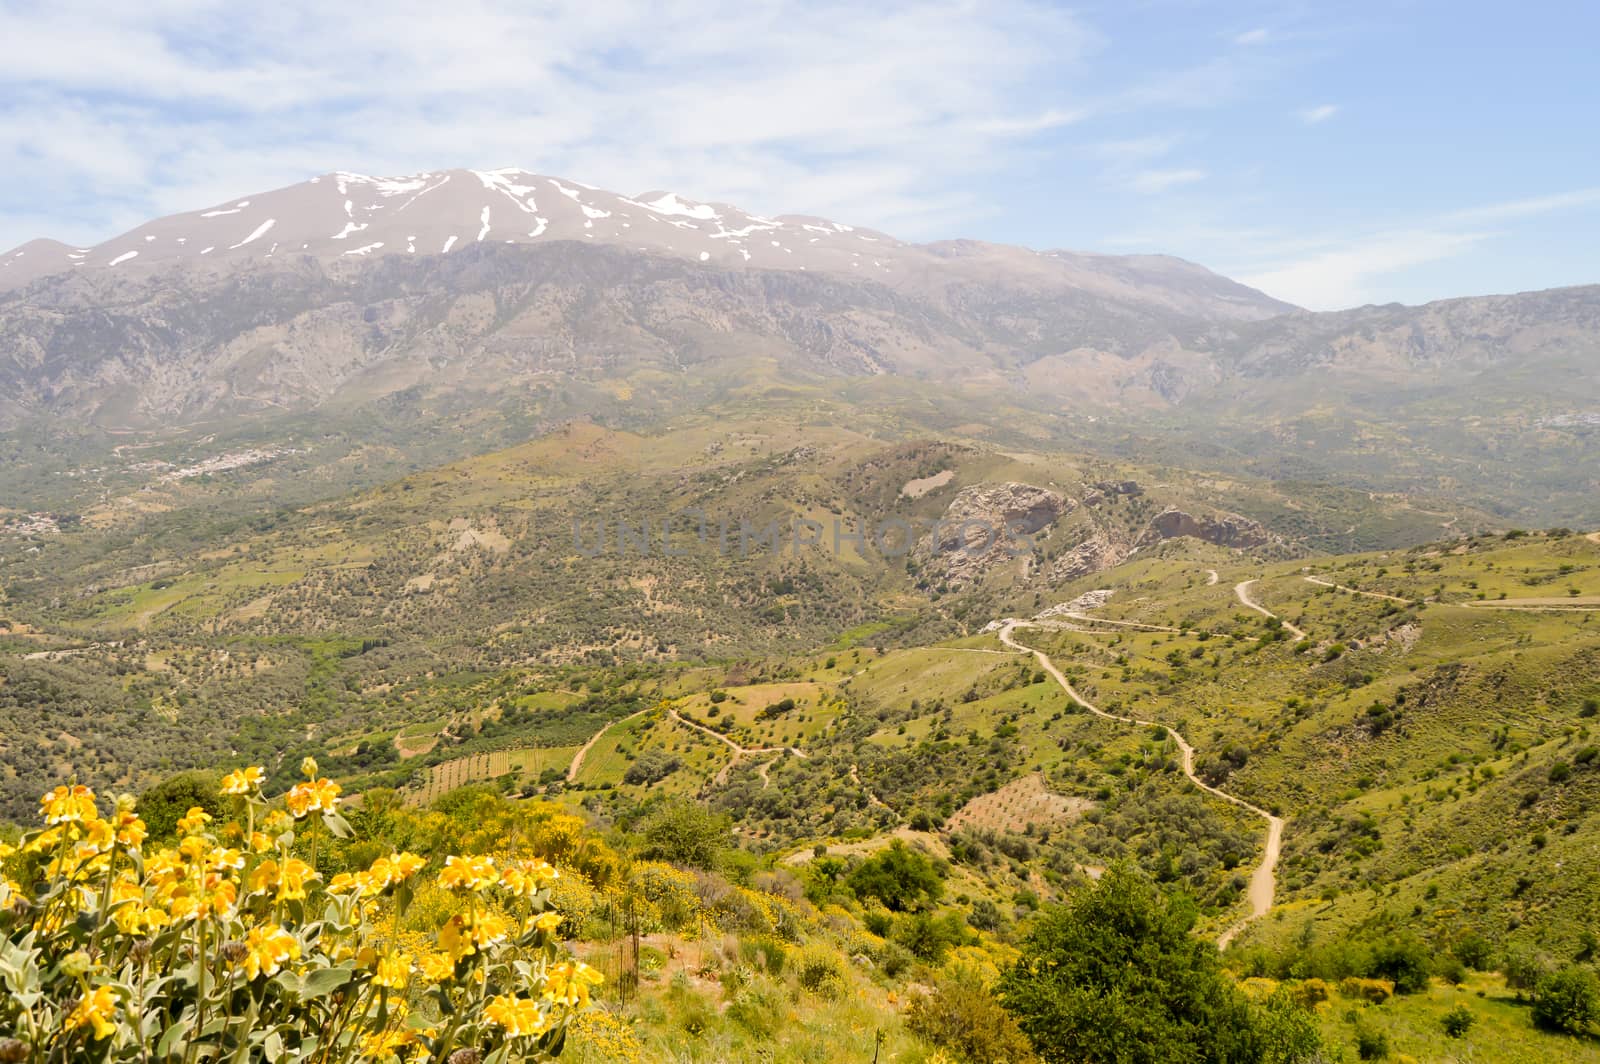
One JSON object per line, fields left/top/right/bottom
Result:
{"left": 5, "top": 401, "right": 1600, "bottom": 1059}
{"left": 3, "top": 166, "right": 1599, "bottom": 1064}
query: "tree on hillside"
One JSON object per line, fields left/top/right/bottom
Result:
{"left": 638, "top": 798, "right": 730, "bottom": 869}
{"left": 845, "top": 840, "right": 945, "bottom": 912}
{"left": 136, "top": 770, "right": 224, "bottom": 840}
{"left": 997, "top": 865, "right": 1321, "bottom": 1064}
{"left": 1533, "top": 966, "right": 1600, "bottom": 1035}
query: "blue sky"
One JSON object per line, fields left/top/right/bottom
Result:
{"left": 1, "top": 0, "right": 1596, "bottom": 309}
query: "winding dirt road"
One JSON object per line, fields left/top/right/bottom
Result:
{"left": 666, "top": 708, "right": 808, "bottom": 760}
{"left": 1234, "top": 579, "right": 1308, "bottom": 641}
{"left": 566, "top": 707, "right": 652, "bottom": 782}
{"left": 1302, "top": 575, "right": 1416, "bottom": 605}
{"left": 1204, "top": 569, "right": 1220, "bottom": 586}
{"left": 997, "top": 620, "right": 1284, "bottom": 948}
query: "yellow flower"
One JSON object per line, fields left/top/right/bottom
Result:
{"left": 248, "top": 857, "right": 318, "bottom": 902}
{"left": 81, "top": 818, "right": 116, "bottom": 853}
{"left": 113, "top": 810, "right": 147, "bottom": 849}
{"left": 438, "top": 854, "right": 497, "bottom": 892}
{"left": 207, "top": 846, "right": 245, "bottom": 872}
{"left": 437, "top": 910, "right": 510, "bottom": 961}
{"left": 285, "top": 778, "right": 341, "bottom": 818}
{"left": 113, "top": 901, "right": 171, "bottom": 937}
{"left": 484, "top": 994, "right": 550, "bottom": 1038}
{"left": 23, "top": 826, "right": 64, "bottom": 854}
{"left": 0, "top": 839, "right": 13, "bottom": 859}
{"left": 178, "top": 835, "right": 209, "bottom": 863}
{"left": 64, "top": 985, "right": 119, "bottom": 1041}
{"left": 543, "top": 961, "right": 603, "bottom": 1008}
{"left": 417, "top": 951, "right": 456, "bottom": 983}
{"left": 176, "top": 806, "right": 213, "bottom": 835}
{"left": 239, "top": 923, "right": 301, "bottom": 980}
{"left": 358, "top": 1027, "right": 418, "bottom": 1060}
{"left": 391, "top": 852, "right": 427, "bottom": 878}
{"left": 41, "top": 784, "right": 98, "bottom": 825}
{"left": 528, "top": 911, "right": 564, "bottom": 935}
{"left": 300, "top": 756, "right": 319, "bottom": 780}
{"left": 372, "top": 950, "right": 412, "bottom": 989}
{"left": 220, "top": 765, "right": 266, "bottom": 795}
{"left": 500, "top": 858, "right": 559, "bottom": 897}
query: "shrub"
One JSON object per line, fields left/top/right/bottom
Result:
{"left": 739, "top": 935, "right": 787, "bottom": 976}
{"left": 875, "top": 940, "right": 914, "bottom": 979}
{"left": 1435, "top": 953, "right": 1467, "bottom": 986}
{"left": 1290, "top": 978, "right": 1331, "bottom": 1007}
{"left": 1503, "top": 945, "right": 1552, "bottom": 991}
{"left": 794, "top": 944, "right": 847, "bottom": 999}
{"left": 904, "top": 975, "right": 1037, "bottom": 1064}
{"left": 998, "top": 866, "right": 1308, "bottom": 1063}
{"left": 623, "top": 750, "right": 682, "bottom": 786}
{"left": 1339, "top": 977, "right": 1394, "bottom": 1004}
{"left": 638, "top": 799, "right": 730, "bottom": 869}
{"left": 1532, "top": 966, "right": 1600, "bottom": 1035}
{"left": 0, "top": 774, "right": 598, "bottom": 1063}
{"left": 1452, "top": 932, "right": 1495, "bottom": 971}
{"left": 845, "top": 841, "right": 945, "bottom": 911}
{"left": 136, "top": 770, "right": 224, "bottom": 840}
{"left": 1440, "top": 1003, "right": 1476, "bottom": 1038}
{"left": 891, "top": 911, "right": 969, "bottom": 962}
{"left": 1353, "top": 1021, "right": 1390, "bottom": 1060}
{"left": 1371, "top": 936, "right": 1433, "bottom": 994}
{"left": 725, "top": 980, "right": 785, "bottom": 1038}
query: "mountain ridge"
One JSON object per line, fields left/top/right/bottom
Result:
{"left": 0, "top": 167, "right": 1295, "bottom": 321}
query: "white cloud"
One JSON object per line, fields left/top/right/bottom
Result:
{"left": 1090, "top": 135, "right": 1182, "bottom": 165}
{"left": 1224, "top": 183, "right": 1600, "bottom": 309}
{"left": 972, "top": 108, "right": 1087, "bottom": 135}
{"left": 0, "top": 0, "right": 1099, "bottom": 249}
{"left": 1442, "top": 187, "right": 1600, "bottom": 223}
{"left": 1238, "top": 230, "right": 1486, "bottom": 310}
{"left": 1234, "top": 28, "right": 1270, "bottom": 45}
{"left": 1299, "top": 104, "right": 1340, "bottom": 124}
{"left": 1132, "top": 168, "right": 1207, "bottom": 194}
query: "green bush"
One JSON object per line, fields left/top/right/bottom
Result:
{"left": 905, "top": 974, "right": 1038, "bottom": 1064}
{"left": 1452, "top": 932, "right": 1495, "bottom": 971}
{"left": 1532, "top": 966, "right": 1600, "bottom": 1035}
{"left": 1353, "top": 1020, "right": 1389, "bottom": 1060}
{"left": 998, "top": 866, "right": 1321, "bottom": 1063}
{"left": 1371, "top": 936, "right": 1433, "bottom": 994}
{"left": 639, "top": 798, "right": 731, "bottom": 868}
{"left": 846, "top": 841, "right": 945, "bottom": 912}
{"left": 794, "top": 944, "right": 847, "bottom": 999}
{"left": 1503, "top": 945, "right": 1552, "bottom": 991}
{"left": 1440, "top": 1004, "right": 1475, "bottom": 1038}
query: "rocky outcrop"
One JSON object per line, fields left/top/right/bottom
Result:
{"left": 1136, "top": 507, "right": 1271, "bottom": 550}
{"left": 912, "top": 482, "right": 1070, "bottom": 588}
{"left": 1082, "top": 480, "right": 1143, "bottom": 506}
{"left": 1049, "top": 531, "right": 1131, "bottom": 581}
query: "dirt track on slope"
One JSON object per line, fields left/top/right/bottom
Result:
{"left": 1303, "top": 575, "right": 1416, "bottom": 604}
{"left": 998, "top": 621, "right": 1283, "bottom": 948}
{"left": 566, "top": 707, "right": 652, "bottom": 782}
{"left": 1234, "top": 579, "right": 1308, "bottom": 640}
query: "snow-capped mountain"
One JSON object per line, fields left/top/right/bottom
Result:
{"left": 0, "top": 168, "right": 1291, "bottom": 321}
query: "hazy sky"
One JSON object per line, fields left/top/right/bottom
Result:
{"left": 2, "top": 0, "right": 1596, "bottom": 309}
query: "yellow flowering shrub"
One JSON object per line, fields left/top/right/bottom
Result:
{"left": 0, "top": 771, "right": 601, "bottom": 1063}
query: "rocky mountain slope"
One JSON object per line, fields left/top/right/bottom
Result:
{"left": 0, "top": 168, "right": 1293, "bottom": 425}
{"left": 1, "top": 168, "right": 1596, "bottom": 523}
